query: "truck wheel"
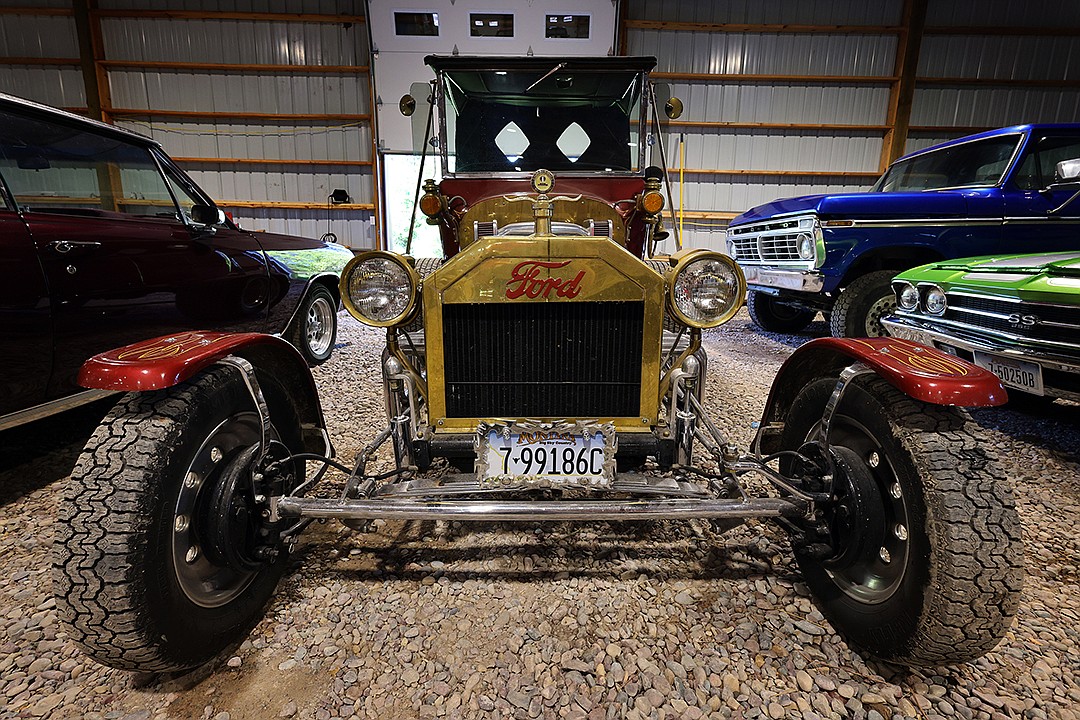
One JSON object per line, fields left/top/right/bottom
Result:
{"left": 54, "top": 367, "right": 300, "bottom": 672}
{"left": 747, "top": 291, "right": 816, "bottom": 333}
{"left": 780, "top": 376, "right": 1023, "bottom": 666}
{"left": 288, "top": 284, "right": 337, "bottom": 366}
{"left": 829, "top": 270, "right": 897, "bottom": 338}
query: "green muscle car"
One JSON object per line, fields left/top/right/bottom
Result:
{"left": 883, "top": 252, "right": 1080, "bottom": 401}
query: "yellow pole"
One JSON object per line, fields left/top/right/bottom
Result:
{"left": 679, "top": 133, "right": 685, "bottom": 240}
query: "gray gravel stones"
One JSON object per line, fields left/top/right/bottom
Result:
{"left": 0, "top": 310, "right": 1077, "bottom": 719}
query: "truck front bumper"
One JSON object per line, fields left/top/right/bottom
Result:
{"left": 741, "top": 265, "right": 825, "bottom": 293}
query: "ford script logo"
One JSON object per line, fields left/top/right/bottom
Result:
{"left": 506, "top": 260, "right": 585, "bottom": 299}
{"left": 1007, "top": 313, "right": 1039, "bottom": 327}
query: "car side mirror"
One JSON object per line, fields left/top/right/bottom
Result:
{"left": 190, "top": 203, "right": 224, "bottom": 226}
{"left": 1055, "top": 158, "right": 1080, "bottom": 184}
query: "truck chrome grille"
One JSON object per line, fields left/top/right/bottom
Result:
{"left": 727, "top": 217, "right": 811, "bottom": 263}
{"left": 944, "top": 293, "right": 1080, "bottom": 352}
{"left": 442, "top": 301, "right": 644, "bottom": 418}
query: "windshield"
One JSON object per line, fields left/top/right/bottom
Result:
{"left": 439, "top": 65, "right": 645, "bottom": 174}
{"left": 874, "top": 134, "right": 1022, "bottom": 192}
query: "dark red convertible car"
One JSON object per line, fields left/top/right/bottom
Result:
{"left": 0, "top": 93, "right": 353, "bottom": 430}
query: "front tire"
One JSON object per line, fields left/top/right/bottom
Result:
{"left": 829, "top": 270, "right": 897, "bottom": 338}
{"left": 288, "top": 284, "right": 337, "bottom": 366}
{"left": 780, "top": 376, "right": 1023, "bottom": 666}
{"left": 54, "top": 367, "right": 299, "bottom": 672}
{"left": 747, "top": 291, "right": 816, "bottom": 333}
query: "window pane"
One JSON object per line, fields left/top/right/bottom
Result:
{"left": 1014, "top": 136, "right": 1080, "bottom": 190}
{"left": 395, "top": 12, "right": 439, "bottom": 36}
{"left": 546, "top": 14, "right": 590, "bottom": 39}
{"left": 0, "top": 108, "right": 177, "bottom": 218}
{"left": 875, "top": 135, "right": 1021, "bottom": 192}
{"left": 161, "top": 159, "right": 204, "bottom": 223}
{"left": 470, "top": 13, "right": 513, "bottom": 37}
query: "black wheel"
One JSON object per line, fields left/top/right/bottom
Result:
{"left": 780, "top": 376, "right": 1023, "bottom": 666}
{"left": 288, "top": 284, "right": 337, "bottom": 366}
{"left": 747, "top": 291, "right": 816, "bottom": 333}
{"left": 829, "top": 270, "right": 897, "bottom": 338}
{"left": 54, "top": 367, "right": 301, "bottom": 671}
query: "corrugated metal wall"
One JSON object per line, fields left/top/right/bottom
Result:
{"left": 2, "top": 1, "right": 1079, "bottom": 253}
{"left": 0, "top": 0, "right": 376, "bottom": 248}
{"left": 628, "top": 0, "right": 1080, "bottom": 251}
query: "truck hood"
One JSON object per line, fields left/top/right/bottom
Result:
{"left": 920, "top": 252, "right": 1080, "bottom": 278}
{"left": 731, "top": 190, "right": 975, "bottom": 226}
{"left": 895, "top": 251, "right": 1080, "bottom": 302}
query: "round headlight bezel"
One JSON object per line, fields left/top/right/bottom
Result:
{"left": 924, "top": 285, "right": 948, "bottom": 315}
{"left": 896, "top": 281, "right": 919, "bottom": 311}
{"left": 797, "top": 233, "right": 816, "bottom": 261}
{"left": 667, "top": 250, "right": 746, "bottom": 329}
{"left": 340, "top": 251, "right": 419, "bottom": 327}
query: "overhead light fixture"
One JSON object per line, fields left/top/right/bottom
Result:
{"left": 329, "top": 189, "right": 351, "bottom": 205}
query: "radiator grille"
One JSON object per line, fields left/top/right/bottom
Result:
{"left": 442, "top": 301, "right": 644, "bottom": 418}
{"left": 945, "top": 294, "right": 1080, "bottom": 350}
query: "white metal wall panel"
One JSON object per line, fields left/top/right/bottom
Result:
{"left": 667, "top": 128, "right": 884, "bottom": 175}
{"left": 99, "top": 0, "right": 358, "bottom": 12}
{"left": 183, "top": 166, "right": 372, "bottom": 207}
{"left": 634, "top": 30, "right": 896, "bottom": 77}
{"left": 662, "top": 81, "right": 889, "bottom": 127}
{"left": 919, "top": 35, "right": 1080, "bottom": 80}
{"left": 628, "top": 0, "right": 902, "bottom": 26}
{"left": 107, "top": 69, "right": 369, "bottom": 115}
{"left": 229, "top": 210, "right": 376, "bottom": 250}
{"left": 0, "top": 15, "right": 78, "bottom": 57}
{"left": 0, "top": 66, "right": 85, "bottom": 107}
{"left": 101, "top": 18, "right": 366, "bottom": 65}
{"left": 926, "top": 0, "right": 1080, "bottom": 27}
{"left": 910, "top": 87, "right": 1080, "bottom": 128}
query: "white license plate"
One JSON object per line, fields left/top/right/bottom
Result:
{"left": 477, "top": 423, "right": 614, "bottom": 485}
{"left": 973, "top": 351, "right": 1045, "bottom": 396}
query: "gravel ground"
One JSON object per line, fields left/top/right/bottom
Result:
{"left": 1, "top": 309, "right": 1078, "bottom": 720}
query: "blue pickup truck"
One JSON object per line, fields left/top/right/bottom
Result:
{"left": 728, "top": 124, "right": 1080, "bottom": 337}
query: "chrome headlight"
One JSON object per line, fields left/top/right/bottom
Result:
{"left": 341, "top": 251, "right": 418, "bottom": 326}
{"left": 896, "top": 281, "right": 919, "bottom": 311}
{"left": 796, "top": 232, "right": 815, "bottom": 260}
{"left": 669, "top": 250, "right": 746, "bottom": 328}
{"left": 924, "top": 285, "right": 947, "bottom": 315}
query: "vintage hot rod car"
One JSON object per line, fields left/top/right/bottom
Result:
{"left": 54, "top": 56, "right": 1023, "bottom": 673}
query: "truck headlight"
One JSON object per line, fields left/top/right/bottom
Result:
{"left": 668, "top": 250, "right": 746, "bottom": 328}
{"left": 924, "top": 285, "right": 947, "bottom": 315}
{"left": 797, "top": 233, "right": 815, "bottom": 260}
{"left": 895, "top": 281, "right": 919, "bottom": 311}
{"left": 341, "top": 251, "right": 418, "bottom": 326}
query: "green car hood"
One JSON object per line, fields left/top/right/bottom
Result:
{"left": 895, "top": 251, "right": 1080, "bottom": 304}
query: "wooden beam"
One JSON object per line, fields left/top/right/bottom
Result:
{"left": 660, "top": 120, "right": 889, "bottom": 132}
{"left": 72, "top": 0, "right": 111, "bottom": 123}
{"left": 651, "top": 71, "right": 895, "bottom": 85}
{"left": 0, "top": 56, "right": 80, "bottom": 66}
{"left": 100, "top": 60, "right": 369, "bottom": 74}
{"left": 879, "top": 0, "right": 928, "bottom": 171}
{"left": 109, "top": 108, "right": 370, "bottom": 122}
{"left": 220, "top": 200, "right": 374, "bottom": 211}
{"left": 675, "top": 210, "right": 739, "bottom": 220}
{"left": 92, "top": 9, "right": 364, "bottom": 24}
{"left": 174, "top": 157, "right": 372, "bottom": 167}
{"left": 625, "top": 20, "right": 902, "bottom": 35}
{"left": 669, "top": 168, "right": 880, "bottom": 179}
{"left": 0, "top": 7, "right": 72, "bottom": 15}
{"left": 616, "top": 0, "right": 630, "bottom": 56}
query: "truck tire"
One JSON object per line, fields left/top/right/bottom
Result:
{"left": 288, "top": 284, "right": 337, "bottom": 366}
{"left": 779, "top": 376, "right": 1023, "bottom": 666}
{"left": 54, "top": 367, "right": 300, "bottom": 671}
{"left": 829, "top": 270, "right": 897, "bottom": 338}
{"left": 747, "top": 291, "right": 816, "bottom": 333}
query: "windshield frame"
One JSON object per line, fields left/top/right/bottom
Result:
{"left": 432, "top": 63, "right": 650, "bottom": 178}
{"left": 872, "top": 132, "right": 1026, "bottom": 193}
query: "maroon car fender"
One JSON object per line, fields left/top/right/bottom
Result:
{"left": 79, "top": 331, "right": 328, "bottom": 451}
{"left": 755, "top": 337, "right": 1006, "bottom": 455}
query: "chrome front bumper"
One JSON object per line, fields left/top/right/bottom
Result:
{"left": 741, "top": 265, "right": 825, "bottom": 293}
{"left": 882, "top": 315, "right": 1080, "bottom": 400}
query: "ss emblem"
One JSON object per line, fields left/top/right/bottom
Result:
{"left": 1007, "top": 313, "right": 1038, "bottom": 326}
